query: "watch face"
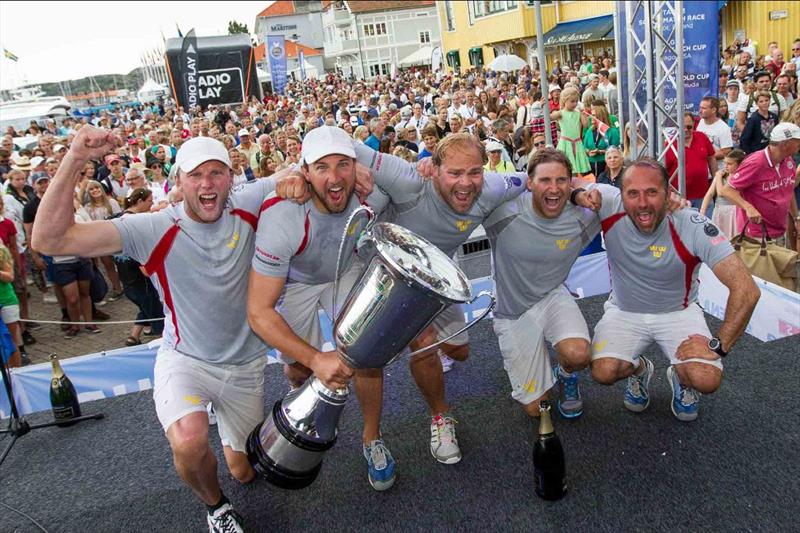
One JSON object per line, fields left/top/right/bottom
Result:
{"left": 708, "top": 338, "right": 721, "bottom": 350}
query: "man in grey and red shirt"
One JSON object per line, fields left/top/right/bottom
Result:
{"left": 591, "top": 158, "right": 760, "bottom": 422}
{"left": 721, "top": 122, "right": 800, "bottom": 242}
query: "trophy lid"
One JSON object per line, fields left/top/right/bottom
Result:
{"left": 370, "top": 222, "right": 472, "bottom": 303}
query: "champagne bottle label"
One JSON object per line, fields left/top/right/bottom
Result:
{"left": 52, "top": 405, "right": 78, "bottom": 420}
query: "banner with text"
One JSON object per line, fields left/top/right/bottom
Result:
{"left": 180, "top": 29, "right": 199, "bottom": 110}
{"left": 267, "top": 34, "right": 288, "bottom": 94}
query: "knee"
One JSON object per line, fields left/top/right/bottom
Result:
{"left": 681, "top": 363, "right": 722, "bottom": 394}
{"left": 443, "top": 343, "right": 469, "bottom": 362}
{"left": 591, "top": 359, "right": 623, "bottom": 385}
{"left": 168, "top": 419, "right": 210, "bottom": 461}
{"left": 227, "top": 456, "right": 256, "bottom": 484}
{"left": 558, "top": 340, "right": 591, "bottom": 370}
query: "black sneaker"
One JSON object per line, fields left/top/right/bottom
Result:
{"left": 64, "top": 326, "right": 80, "bottom": 339}
{"left": 206, "top": 503, "right": 245, "bottom": 533}
{"left": 22, "top": 330, "right": 36, "bottom": 346}
{"left": 92, "top": 309, "right": 111, "bottom": 321}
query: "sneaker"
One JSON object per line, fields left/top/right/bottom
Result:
{"left": 430, "top": 414, "right": 461, "bottom": 464}
{"left": 43, "top": 293, "right": 58, "bottom": 304}
{"left": 106, "top": 289, "right": 124, "bottom": 302}
{"left": 439, "top": 350, "right": 454, "bottom": 373}
{"left": 60, "top": 319, "right": 70, "bottom": 331}
{"left": 206, "top": 502, "right": 245, "bottom": 533}
{"left": 554, "top": 364, "right": 583, "bottom": 418}
{"left": 26, "top": 321, "right": 42, "bottom": 330}
{"left": 362, "top": 439, "right": 396, "bottom": 491}
{"left": 64, "top": 326, "right": 80, "bottom": 339}
{"left": 84, "top": 325, "right": 102, "bottom": 334}
{"left": 667, "top": 366, "right": 700, "bottom": 422}
{"left": 207, "top": 403, "right": 217, "bottom": 426}
{"left": 20, "top": 351, "right": 32, "bottom": 366}
{"left": 624, "top": 356, "right": 654, "bottom": 413}
{"left": 22, "top": 330, "right": 36, "bottom": 346}
{"left": 92, "top": 309, "right": 111, "bottom": 321}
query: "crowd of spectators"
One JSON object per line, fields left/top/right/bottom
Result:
{"left": 0, "top": 42, "right": 798, "bottom": 363}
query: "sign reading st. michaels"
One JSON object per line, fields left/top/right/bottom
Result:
{"left": 271, "top": 23, "right": 298, "bottom": 31}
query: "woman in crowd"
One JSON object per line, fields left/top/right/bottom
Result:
{"left": 596, "top": 146, "right": 625, "bottom": 187}
{"left": 115, "top": 188, "right": 164, "bottom": 346}
{"left": 353, "top": 125, "right": 369, "bottom": 143}
{"left": 448, "top": 114, "right": 464, "bottom": 135}
{"left": 80, "top": 180, "right": 124, "bottom": 301}
{"left": 418, "top": 124, "right": 439, "bottom": 160}
{"left": 551, "top": 87, "right": 590, "bottom": 176}
{"left": 434, "top": 106, "right": 450, "bottom": 138}
{"left": 700, "top": 148, "right": 746, "bottom": 238}
{"left": 582, "top": 100, "right": 620, "bottom": 177}
{"left": 0, "top": 241, "right": 22, "bottom": 367}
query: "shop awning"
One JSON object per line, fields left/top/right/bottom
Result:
{"left": 542, "top": 15, "right": 614, "bottom": 47}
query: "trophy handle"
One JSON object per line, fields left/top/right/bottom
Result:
{"left": 397, "top": 290, "right": 495, "bottom": 362}
{"left": 333, "top": 205, "right": 376, "bottom": 322}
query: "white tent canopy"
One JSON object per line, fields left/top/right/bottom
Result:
{"left": 487, "top": 54, "right": 528, "bottom": 72}
{"left": 137, "top": 79, "right": 167, "bottom": 102}
{"left": 257, "top": 67, "right": 271, "bottom": 82}
{"left": 398, "top": 46, "right": 434, "bottom": 67}
{"left": 291, "top": 60, "right": 319, "bottom": 80}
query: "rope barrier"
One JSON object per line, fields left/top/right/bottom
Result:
{"left": 19, "top": 317, "right": 165, "bottom": 326}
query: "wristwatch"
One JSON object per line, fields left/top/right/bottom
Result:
{"left": 708, "top": 337, "right": 728, "bottom": 358}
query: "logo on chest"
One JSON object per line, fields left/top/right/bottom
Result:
{"left": 649, "top": 245, "right": 667, "bottom": 258}
{"left": 226, "top": 231, "right": 240, "bottom": 249}
{"left": 555, "top": 239, "right": 571, "bottom": 251}
{"left": 455, "top": 219, "right": 473, "bottom": 232}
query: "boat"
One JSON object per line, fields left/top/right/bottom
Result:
{"left": 0, "top": 86, "right": 71, "bottom": 133}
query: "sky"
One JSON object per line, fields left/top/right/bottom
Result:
{"left": 0, "top": 1, "right": 271, "bottom": 90}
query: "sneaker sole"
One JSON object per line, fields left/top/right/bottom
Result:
{"left": 624, "top": 358, "right": 653, "bottom": 413}
{"left": 368, "top": 473, "right": 396, "bottom": 491}
{"left": 557, "top": 400, "right": 583, "bottom": 419}
{"left": 667, "top": 367, "right": 698, "bottom": 422}
{"left": 431, "top": 449, "right": 461, "bottom": 465}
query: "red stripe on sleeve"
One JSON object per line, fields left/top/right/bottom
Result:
{"left": 231, "top": 208, "right": 258, "bottom": 232}
{"left": 142, "top": 224, "right": 182, "bottom": 346}
{"left": 668, "top": 220, "right": 701, "bottom": 308}
{"left": 260, "top": 196, "right": 284, "bottom": 213}
{"left": 295, "top": 211, "right": 311, "bottom": 256}
{"left": 601, "top": 212, "right": 626, "bottom": 234}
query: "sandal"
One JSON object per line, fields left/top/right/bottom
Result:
{"left": 125, "top": 336, "right": 141, "bottom": 347}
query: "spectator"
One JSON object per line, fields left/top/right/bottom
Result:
{"left": 80, "top": 180, "right": 124, "bottom": 300}
{"left": 581, "top": 74, "right": 604, "bottom": 108}
{"left": 696, "top": 96, "right": 733, "bottom": 171}
{"left": 365, "top": 118, "right": 384, "bottom": 150}
{"left": 665, "top": 112, "right": 716, "bottom": 210}
{"left": 735, "top": 70, "right": 787, "bottom": 131}
{"left": 582, "top": 101, "right": 621, "bottom": 177}
{"left": 484, "top": 141, "right": 515, "bottom": 172}
{"left": 596, "top": 146, "right": 625, "bottom": 187}
{"left": 0, "top": 242, "right": 23, "bottom": 367}
{"left": 418, "top": 124, "right": 439, "bottom": 160}
{"left": 739, "top": 90, "right": 779, "bottom": 154}
{"left": 700, "top": 148, "right": 746, "bottom": 238}
{"left": 551, "top": 87, "right": 590, "bottom": 175}
{"left": 721, "top": 122, "right": 800, "bottom": 245}
{"left": 775, "top": 74, "right": 795, "bottom": 107}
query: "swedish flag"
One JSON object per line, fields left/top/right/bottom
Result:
{"left": 3, "top": 49, "right": 18, "bottom": 62}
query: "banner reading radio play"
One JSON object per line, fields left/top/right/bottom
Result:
{"left": 617, "top": 1, "right": 719, "bottom": 115}
{"left": 180, "top": 29, "right": 199, "bottom": 110}
{"left": 268, "top": 34, "right": 287, "bottom": 94}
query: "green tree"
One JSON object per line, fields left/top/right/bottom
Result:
{"left": 228, "top": 20, "right": 249, "bottom": 35}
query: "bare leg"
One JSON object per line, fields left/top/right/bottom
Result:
{"left": 675, "top": 362, "right": 722, "bottom": 394}
{"left": 166, "top": 411, "right": 222, "bottom": 505}
{"left": 353, "top": 368, "right": 384, "bottom": 443}
{"left": 409, "top": 327, "right": 449, "bottom": 415}
{"left": 100, "top": 256, "right": 123, "bottom": 292}
{"left": 222, "top": 447, "right": 255, "bottom": 484}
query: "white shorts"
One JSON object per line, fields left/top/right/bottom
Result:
{"left": 152, "top": 347, "right": 267, "bottom": 452}
{"left": 591, "top": 300, "right": 723, "bottom": 370}
{"left": 1, "top": 304, "right": 19, "bottom": 324}
{"left": 493, "top": 288, "right": 590, "bottom": 405}
{"left": 276, "top": 259, "right": 364, "bottom": 364}
{"left": 432, "top": 303, "right": 469, "bottom": 346}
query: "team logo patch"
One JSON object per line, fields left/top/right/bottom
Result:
{"left": 593, "top": 339, "right": 608, "bottom": 352}
{"left": 504, "top": 175, "right": 522, "bottom": 188}
{"left": 704, "top": 224, "right": 719, "bottom": 237}
{"left": 649, "top": 245, "right": 667, "bottom": 258}
{"left": 226, "top": 231, "right": 240, "bottom": 249}
{"left": 455, "top": 219, "right": 473, "bottom": 232}
{"left": 690, "top": 213, "right": 708, "bottom": 224}
{"left": 522, "top": 378, "right": 538, "bottom": 394}
{"left": 555, "top": 239, "right": 571, "bottom": 250}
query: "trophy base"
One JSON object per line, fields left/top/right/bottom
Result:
{"left": 246, "top": 426, "right": 323, "bottom": 489}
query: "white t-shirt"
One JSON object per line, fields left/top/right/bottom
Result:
{"left": 696, "top": 118, "right": 733, "bottom": 170}
{"left": 736, "top": 91, "right": 787, "bottom": 118}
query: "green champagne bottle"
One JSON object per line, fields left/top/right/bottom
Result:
{"left": 49, "top": 354, "right": 82, "bottom": 427}
{"left": 532, "top": 400, "right": 567, "bottom": 500}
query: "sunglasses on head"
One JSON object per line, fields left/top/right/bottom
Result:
{"left": 534, "top": 141, "right": 545, "bottom": 147}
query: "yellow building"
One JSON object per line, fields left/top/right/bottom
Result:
{"left": 721, "top": 1, "right": 798, "bottom": 59}
{"left": 437, "top": 1, "right": 615, "bottom": 73}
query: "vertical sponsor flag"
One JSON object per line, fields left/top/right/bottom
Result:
{"left": 267, "top": 34, "right": 287, "bottom": 94}
{"left": 181, "top": 29, "right": 199, "bottom": 110}
{"left": 298, "top": 49, "right": 306, "bottom": 81}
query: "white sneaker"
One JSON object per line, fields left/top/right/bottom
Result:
{"left": 207, "top": 502, "right": 244, "bottom": 533}
{"left": 439, "top": 351, "right": 454, "bottom": 373}
{"left": 43, "top": 293, "right": 58, "bottom": 304}
{"left": 430, "top": 414, "right": 461, "bottom": 464}
{"left": 207, "top": 403, "right": 217, "bottom": 426}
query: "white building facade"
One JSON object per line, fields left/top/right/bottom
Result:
{"left": 322, "top": 0, "right": 442, "bottom": 79}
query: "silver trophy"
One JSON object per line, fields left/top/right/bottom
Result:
{"left": 247, "top": 206, "right": 494, "bottom": 488}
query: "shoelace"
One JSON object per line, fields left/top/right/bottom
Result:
{"left": 628, "top": 375, "right": 642, "bottom": 397}
{"left": 368, "top": 442, "right": 389, "bottom": 470}
{"left": 562, "top": 374, "right": 580, "bottom": 399}
{"left": 434, "top": 416, "right": 457, "bottom": 446}
{"left": 212, "top": 510, "right": 241, "bottom": 533}
{"left": 680, "top": 386, "right": 700, "bottom": 407}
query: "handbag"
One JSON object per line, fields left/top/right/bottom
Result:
{"left": 730, "top": 221, "right": 798, "bottom": 291}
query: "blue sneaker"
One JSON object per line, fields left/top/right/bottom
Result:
{"left": 553, "top": 364, "right": 583, "bottom": 418}
{"left": 667, "top": 366, "right": 700, "bottom": 422}
{"left": 624, "top": 356, "right": 654, "bottom": 413}
{"left": 363, "top": 439, "right": 396, "bottom": 491}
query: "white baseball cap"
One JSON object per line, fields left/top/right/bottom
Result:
{"left": 485, "top": 140, "right": 504, "bottom": 152}
{"left": 301, "top": 126, "right": 355, "bottom": 165}
{"left": 238, "top": 128, "right": 251, "bottom": 137}
{"left": 29, "top": 156, "right": 45, "bottom": 167}
{"left": 175, "top": 137, "right": 231, "bottom": 173}
{"left": 770, "top": 122, "right": 800, "bottom": 142}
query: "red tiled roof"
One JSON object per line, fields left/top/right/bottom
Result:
{"left": 257, "top": 1, "right": 295, "bottom": 18}
{"left": 345, "top": 1, "right": 434, "bottom": 13}
{"left": 254, "top": 40, "right": 322, "bottom": 62}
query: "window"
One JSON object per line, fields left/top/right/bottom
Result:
{"left": 376, "top": 22, "right": 387, "bottom": 35}
{"left": 420, "top": 31, "right": 431, "bottom": 44}
{"left": 363, "top": 24, "right": 374, "bottom": 36}
{"left": 369, "top": 63, "right": 391, "bottom": 77}
{"left": 444, "top": 0, "right": 455, "bottom": 31}
{"left": 468, "top": 0, "right": 515, "bottom": 20}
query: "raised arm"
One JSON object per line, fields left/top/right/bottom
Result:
{"left": 32, "top": 126, "right": 123, "bottom": 257}
{"left": 353, "top": 141, "right": 425, "bottom": 198}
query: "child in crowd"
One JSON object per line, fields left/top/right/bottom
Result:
{"left": 700, "top": 148, "right": 747, "bottom": 238}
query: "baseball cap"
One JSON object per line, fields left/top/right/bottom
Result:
{"left": 175, "top": 136, "right": 231, "bottom": 173}
{"left": 301, "top": 126, "right": 355, "bottom": 165}
{"left": 238, "top": 128, "right": 251, "bottom": 137}
{"left": 725, "top": 79, "right": 740, "bottom": 88}
{"left": 549, "top": 85, "right": 561, "bottom": 94}
{"left": 349, "top": 116, "right": 359, "bottom": 127}
{"left": 769, "top": 122, "right": 800, "bottom": 142}
{"left": 485, "top": 141, "right": 504, "bottom": 152}
{"left": 105, "top": 154, "right": 121, "bottom": 165}
{"left": 53, "top": 144, "right": 67, "bottom": 152}
{"left": 34, "top": 174, "right": 50, "bottom": 183}
{"left": 29, "top": 156, "right": 45, "bottom": 167}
